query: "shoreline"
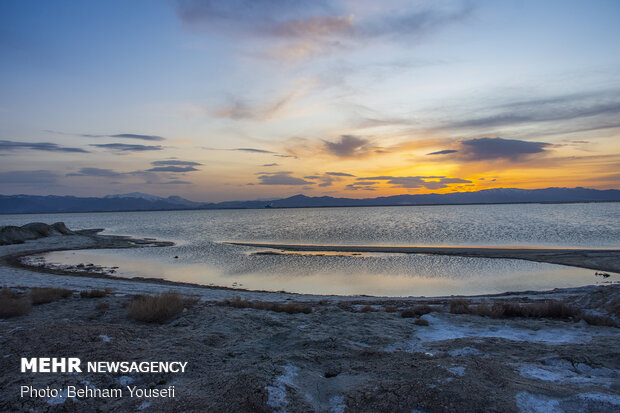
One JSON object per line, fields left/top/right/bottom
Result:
{"left": 1, "top": 226, "right": 619, "bottom": 411}
{"left": 2, "top": 199, "right": 619, "bottom": 216}
{"left": 0, "top": 229, "right": 617, "bottom": 301}
{"left": 230, "top": 242, "right": 620, "bottom": 274}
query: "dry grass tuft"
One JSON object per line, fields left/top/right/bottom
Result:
{"left": 477, "top": 300, "right": 578, "bottom": 320}
{"left": 0, "top": 287, "right": 31, "bottom": 318}
{"left": 30, "top": 287, "right": 72, "bottom": 305}
{"left": 449, "top": 299, "right": 471, "bottom": 314}
{"left": 578, "top": 313, "right": 617, "bottom": 327}
{"left": 402, "top": 304, "right": 434, "bottom": 318}
{"left": 95, "top": 301, "right": 110, "bottom": 313}
{"left": 80, "top": 289, "right": 109, "bottom": 298}
{"left": 384, "top": 305, "right": 398, "bottom": 313}
{"left": 217, "top": 297, "right": 312, "bottom": 314}
{"left": 359, "top": 305, "right": 378, "bottom": 313}
{"left": 127, "top": 292, "right": 198, "bottom": 323}
{"left": 463, "top": 300, "right": 613, "bottom": 325}
{"left": 413, "top": 318, "right": 430, "bottom": 326}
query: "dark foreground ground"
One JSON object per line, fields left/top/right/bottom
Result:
{"left": 1, "top": 284, "right": 619, "bottom": 413}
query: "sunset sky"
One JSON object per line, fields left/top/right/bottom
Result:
{"left": 1, "top": 0, "right": 619, "bottom": 202}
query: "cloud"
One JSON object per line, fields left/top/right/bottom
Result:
{"left": 107, "top": 134, "right": 165, "bottom": 141}
{"left": 303, "top": 171, "right": 356, "bottom": 187}
{"left": 0, "top": 170, "right": 58, "bottom": 184}
{"left": 0, "top": 140, "right": 89, "bottom": 153}
{"left": 90, "top": 143, "right": 163, "bottom": 152}
{"left": 146, "top": 166, "right": 199, "bottom": 172}
{"left": 326, "top": 171, "right": 355, "bottom": 177}
{"left": 267, "top": 15, "right": 354, "bottom": 38}
{"left": 458, "top": 137, "right": 550, "bottom": 161}
{"left": 358, "top": 175, "right": 471, "bottom": 189}
{"left": 214, "top": 93, "right": 298, "bottom": 120}
{"left": 345, "top": 182, "right": 376, "bottom": 191}
{"left": 66, "top": 168, "right": 123, "bottom": 177}
{"left": 427, "top": 149, "right": 458, "bottom": 155}
{"left": 447, "top": 90, "right": 620, "bottom": 132}
{"left": 162, "top": 180, "right": 192, "bottom": 184}
{"left": 203, "top": 147, "right": 276, "bottom": 154}
{"left": 176, "top": 0, "right": 329, "bottom": 30}
{"left": 151, "top": 160, "right": 202, "bottom": 166}
{"left": 176, "top": 0, "right": 472, "bottom": 61}
{"left": 324, "top": 135, "right": 371, "bottom": 157}
{"left": 263, "top": 163, "right": 279, "bottom": 166}
{"left": 256, "top": 171, "right": 313, "bottom": 185}
{"left": 234, "top": 148, "right": 275, "bottom": 153}
{"left": 46, "top": 131, "right": 166, "bottom": 141}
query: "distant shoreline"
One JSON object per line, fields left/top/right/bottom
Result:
{"left": 1, "top": 199, "right": 619, "bottom": 216}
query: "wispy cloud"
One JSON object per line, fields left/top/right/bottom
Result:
{"left": 446, "top": 90, "right": 620, "bottom": 133}
{"left": 45, "top": 130, "right": 166, "bottom": 141}
{"left": 0, "top": 140, "right": 89, "bottom": 153}
{"left": 203, "top": 147, "right": 276, "bottom": 154}
{"left": 151, "top": 160, "right": 202, "bottom": 166}
{"left": 427, "top": 149, "right": 458, "bottom": 155}
{"left": 326, "top": 171, "right": 355, "bottom": 177}
{"left": 234, "top": 148, "right": 275, "bottom": 153}
{"left": 90, "top": 143, "right": 163, "bottom": 152}
{"left": 66, "top": 168, "right": 123, "bottom": 177}
{"left": 214, "top": 92, "right": 299, "bottom": 120}
{"left": 176, "top": 0, "right": 473, "bottom": 62}
{"left": 146, "top": 166, "right": 199, "bottom": 172}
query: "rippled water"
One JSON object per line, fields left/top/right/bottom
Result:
{"left": 2, "top": 203, "right": 619, "bottom": 296}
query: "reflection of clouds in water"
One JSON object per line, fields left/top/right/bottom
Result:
{"left": 42, "top": 249, "right": 609, "bottom": 297}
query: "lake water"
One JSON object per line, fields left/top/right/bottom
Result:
{"left": 2, "top": 203, "right": 619, "bottom": 296}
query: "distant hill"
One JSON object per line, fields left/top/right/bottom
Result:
{"left": 1, "top": 187, "right": 619, "bottom": 214}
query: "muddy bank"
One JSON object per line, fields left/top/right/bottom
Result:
{"left": 229, "top": 242, "right": 620, "bottom": 273}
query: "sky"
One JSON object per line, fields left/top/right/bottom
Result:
{"left": 1, "top": 0, "right": 619, "bottom": 202}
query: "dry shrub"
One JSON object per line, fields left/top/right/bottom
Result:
{"left": 470, "top": 300, "right": 589, "bottom": 322}
{"left": 449, "top": 299, "right": 471, "bottom": 314}
{"left": 414, "top": 318, "right": 430, "bottom": 326}
{"left": 217, "top": 297, "right": 312, "bottom": 314}
{"left": 0, "top": 287, "right": 31, "bottom": 318}
{"left": 579, "top": 313, "right": 617, "bottom": 327}
{"left": 80, "top": 289, "right": 109, "bottom": 298}
{"left": 318, "top": 299, "right": 330, "bottom": 306}
{"left": 359, "top": 305, "right": 377, "bottom": 313}
{"left": 127, "top": 292, "right": 198, "bottom": 323}
{"left": 30, "top": 287, "right": 72, "bottom": 305}
{"left": 337, "top": 301, "right": 353, "bottom": 311}
{"left": 95, "top": 301, "right": 110, "bottom": 313}
{"left": 401, "top": 305, "right": 434, "bottom": 318}
{"left": 384, "top": 305, "right": 398, "bottom": 313}
{"left": 527, "top": 301, "right": 579, "bottom": 319}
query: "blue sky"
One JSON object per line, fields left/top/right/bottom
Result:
{"left": 1, "top": 0, "right": 619, "bottom": 201}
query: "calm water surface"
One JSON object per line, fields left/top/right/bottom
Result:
{"left": 2, "top": 203, "right": 619, "bottom": 296}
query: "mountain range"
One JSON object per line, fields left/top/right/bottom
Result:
{"left": 1, "top": 187, "right": 619, "bottom": 214}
